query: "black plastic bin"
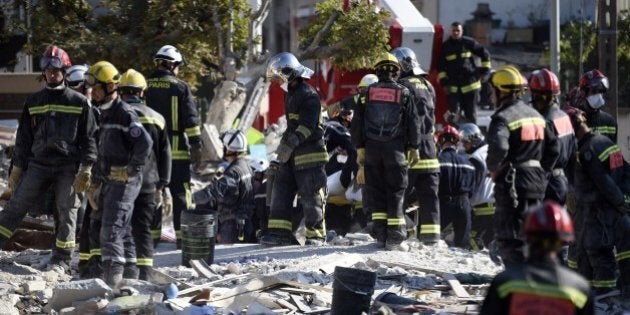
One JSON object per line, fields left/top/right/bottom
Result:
{"left": 181, "top": 211, "right": 217, "bottom": 267}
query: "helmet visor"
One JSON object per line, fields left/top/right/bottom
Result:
{"left": 40, "top": 56, "right": 64, "bottom": 70}
{"left": 84, "top": 73, "right": 100, "bottom": 87}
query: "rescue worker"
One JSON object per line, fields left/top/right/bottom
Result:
{"left": 486, "top": 65, "right": 559, "bottom": 266}
{"left": 566, "top": 107, "right": 630, "bottom": 307}
{"left": 393, "top": 46, "right": 441, "bottom": 244}
{"left": 437, "top": 125, "right": 475, "bottom": 249}
{"left": 193, "top": 130, "right": 253, "bottom": 244}
{"left": 249, "top": 158, "right": 270, "bottom": 241}
{"left": 261, "top": 52, "right": 328, "bottom": 246}
{"left": 145, "top": 45, "right": 202, "bottom": 248}
{"left": 459, "top": 123, "right": 495, "bottom": 250}
{"left": 529, "top": 68, "right": 576, "bottom": 205}
{"left": 119, "top": 69, "right": 172, "bottom": 281}
{"left": 480, "top": 201, "right": 595, "bottom": 315}
{"left": 0, "top": 46, "right": 97, "bottom": 271}
{"left": 85, "top": 61, "right": 152, "bottom": 286}
{"left": 326, "top": 73, "right": 377, "bottom": 118}
{"left": 438, "top": 21, "right": 491, "bottom": 125}
{"left": 351, "top": 52, "right": 421, "bottom": 251}
{"left": 577, "top": 69, "right": 617, "bottom": 143}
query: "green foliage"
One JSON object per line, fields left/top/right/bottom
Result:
{"left": 617, "top": 10, "right": 630, "bottom": 103}
{"left": 299, "top": 0, "right": 391, "bottom": 70}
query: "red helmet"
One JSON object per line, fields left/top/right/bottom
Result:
{"left": 563, "top": 106, "right": 587, "bottom": 130}
{"left": 529, "top": 68, "right": 560, "bottom": 95}
{"left": 40, "top": 45, "right": 72, "bottom": 70}
{"left": 524, "top": 201, "right": 574, "bottom": 243}
{"left": 438, "top": 124, "right": 460, "bottom": 145}
{"left": 579, "top": 69, "right": 609, "bottom": 92}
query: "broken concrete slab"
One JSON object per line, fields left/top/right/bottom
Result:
{"left": 47, "top": 278, "right": 112, "bottom": 311}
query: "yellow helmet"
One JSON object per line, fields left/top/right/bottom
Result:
{"left": 85, "top": 61, "right": 120, "bottom": 86}
{"left": 491, "top": 65, "right": 526, "bottom": 93}
{"left": 357, "top": 74, "right": 378, "bottom": 89}
{"left": 374, "top": 52, "right": 400, "bottom": 73}
{"left": 119, "top": 69, "right": 147, "bottom": 91}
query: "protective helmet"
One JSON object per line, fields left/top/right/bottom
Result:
{"left": 459, "top": 123, "right": 484, "bottom": 146}
{"left": 374, "top": 52, "right": 400, "bottom": 73}
{"left": 222, "top": 129, "right": 248, "bottom": 153}
{"left": 524, "top": 200, "right": 574, "bottom": 243}
{"left": 438, "top": 124, "right": 460, "bottom": 145}
{"left": 119, "top": 69, "right": 147, "bottom": 91}
{"left": 66, "top": 64, "right": 89, "bottom": 88}
{"left": 565, "top": 86, "right": 581, "bottom": 108}
{"left": 391, "top": 47, "right": 425, "bottom": 75}
{"left": 579, "top": 69, "right": 609, "bottom": 92}
{"left": 357, "top": 74, "right": 378, "bottom": 89}
{"left": 529, "top": 68, "right": 560, "bottom": 95}
{"left": 491, "top": 65, "right": 527, "bottom": 93}
{"left": 40, "top": 45, "right": 72, "bottom": 70}
{"left": 266, "top": 52, "right": 314, "bottom": 84}
{"left": 250, "top": 158, "right": 270, "bottom": 173}
{"left": 85, "top": 61, "right": 120, "bottom": 86}
{"left": 154, "top": 45, "right": 184, "bottom": 64}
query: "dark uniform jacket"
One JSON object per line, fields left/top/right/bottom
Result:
{"left": 284, "top": 80, "right": 328, "bottom": 170}
{"left": 127, "top": 97, "right": 172, "bottom": 193}
{"left": 481, "top": 258, "right": 594, "bottom": 314}
{"left": 324, "top": 119, "right": 357, "bottom": 188}
{"left": 14, "top": 86, "right": 97, "bottom": 169}
{"left": 486, "top": 98, "right": 559, "bottom": 199}
{"left": 94, "top": 98, "right": 152, "bottom": 183}
{"left": 586, "top": 109, "right": 617, "bottom": 144}
{"left": 145, "top": 69, "right": 201, "bottom": 162}
{"left": 438, "top": 36, "right": 491, "bottom": 93}
{"left": 541, "top": 104, "right": 576, "bottom": 172}
{"left": 399, "top": 74, "right": 440, "bottom": 173}
{"left": 438, "top": 147, "right": 476, "bottom": 195}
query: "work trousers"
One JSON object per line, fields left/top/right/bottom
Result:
{"left": 268, "top": 163, "right": 326, "bottom": 240}
{"left": 447, "top": 89, "right": 479, "bottom": 125}
{"left": 471, "top": 202, "right": 495, "bottom": 250}
{"left": 131, "top": 192, "right": 156, "bottom": 271}
{"left": 494, "top": 191, "right": 540, "bottom": 267}
{"left": 408, "top": 171, "right": 440, "bottom": 243}
{"left": 365, "top": 139, "right": 407, "bottom": 245}
{"left": 439, "top": 194, "right": 472, "bottom": 249}
{"left": 575, "top": 202, "right": 630, "bottom": 295}
{"left": 325, "top": 203, "right": 353, "bottom": 236}
{"left": 163, "top": 162, "right": 192, "bottom": 243}
{"left": 0, "top": 162, "right": 77, "bottom": 262}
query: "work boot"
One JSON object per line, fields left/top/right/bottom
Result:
{"left": 103, "top": 261, "right": 124, "bottom": 288}
{"left": 87, "top": 256, "right": 103, "bottom": 279}
{"left": 385, "top": 240, "right": 409, "bottom": 252}
{"left": 123, "top": 262, "right": 139, "bottom": 280}
{"left": 138, "top": 266, "right": 152, "bottom": 282}
{"left": 260, "top": 231, "right": 297, "bottom": 247}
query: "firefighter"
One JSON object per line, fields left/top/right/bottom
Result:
{"left": 393, "top": 46, "right": 441, "bottom": 244}
{"left": 480, "top": 201, "right": 595, "bottom": 315}
{"left": 193, "top": 130, "right": 253, "bottom": 243}
{"left": 460, "top": 123, "right": 495, "bottom": 250}
{"left": 326, "top": 73, "right": 377, "bottom": 118}
{"left": 486, "top": 65, "right": 559, "bottom": 266}
{"left": 529, "top": 68, "right": 576, "bottom": 205}
{"left": 437, "top": 125, "right": 475, "bottom": 249}
{"left": 566, "top": 107, "right": 630, "bottom": 307}
{"left": 351, "top": 52, "right": 421, "bottom": 251}
{"left": 145, "top": 45, "right": 202, "bottom": 248}
{"left": 119, "top": 69, "right": 172, "bottom": 280}
{"left": 85, "top": 61, "right": 152, "bottom": 286}
{"left": 249, "top": 158, "right": 270, "bottom": 241}
{"left": 577, "top": 69, "right": 617, "bottom": 143}
{"left": 0, "top": 46, "right": 97, "bottom": 272}
{"left": 438, "top": 21, "right": 491, "bottom": 125}
{"left": 260, "top": 52, "right": 328, "bottom": 246}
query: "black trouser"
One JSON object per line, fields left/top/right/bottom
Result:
{"left": 545, "top": 172, "right": 568, "bottom": 205}
{"left": 447, "top": 89, "right": 479, "bottom": 124}
{"left": 365, "top": 139, "right": 407, "bottom": 245}
{"left": 268, "top": 163, "right": 326, "bottom": 239}
{"left": 325, "top": 203, "right": 353, "bottom": 236}
{"left": 132, "top": 192, "right": 156, "bottom": 275}
{"left": 494, "top": 190, "right": 540, "bottom": 267}
{"left": 408, "top": 171, "right": 440, "bottom": 243}
{"left": 169, "top": 162, "right": 192, "bottom": 243}
{"left": 439, "top": 194, "right": 472, "bottom": 249}
{"left": 78, "top": 204, "right": 93, "bottom": 277}
{"left": 150, "top": 203, "right": 162, "bottom": 247}
{"left": 471, "top": 202, "right": 495, "bottom": 250}
{"left": 576, "top": 202, "right": 630, "bottom": 295}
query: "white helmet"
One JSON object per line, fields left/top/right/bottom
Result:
{"left": 66, "top": 64, "right": 89, "bottom": 88}
{"left": 249, "top": 158, "right": 269, "bottom": 173}
{"left": 357, "top": 74, "right": 378, "bottom": 89}
{"left": 222, "top": 129, "right": 247, "bottom": 153}
{"left": 154, "top": 45, "right": 184, "bottom": 64}
{"left": 266, "top": 52, "right": 313, "bottom": 84}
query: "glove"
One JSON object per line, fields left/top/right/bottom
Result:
{"left": 356, "top": 166, "right": 366, "bottom": 185}
{"left": 8, "top": 166, "right": 22, "bottom": 190}
{"left": 163, "top": 188, "right": 173, "bottom": 218}
{"left": 73, "top": 164, "right": 92, "bottom": 193}
{"left": 276, "top": 134, "right": 299, "bottom": 164}
{"left": 155, "top": 189, "right": 164, "bottom": 208}
{"left": 87, "top": 182, "right": 102, "bottom": 210}
{"left": 190, "top": 142, "right": 204, "bottom": 165}
{"left": 407, "top": 149, "right": 420, "bottom": 167}
{"left": 108, "top": 166, "right": 129, "bottom": 182}
{"left": 237, "top": 219, "right": 246, "bottom": 241}
{"left": 357, "top": 148, "right": 365, "bottom": 166}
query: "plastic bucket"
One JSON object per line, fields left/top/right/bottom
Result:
{"left": 181, "top": 211, "right": 216, "bottom": 267}
{"left": 331, "top": 266, "right": 376, "bottom": 315}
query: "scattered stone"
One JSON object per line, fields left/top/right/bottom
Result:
{"left": 47, "top": 278, "right": 112, "bottom": 311}
{"left": 226, "top": 262, "right": 242, "bottom": 275}
{"left": 23, "top": 280, "right": 46, "bottom": 293}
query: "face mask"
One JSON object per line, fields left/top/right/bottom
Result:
{"left": 336, "top": 154, "right": 348, "bottom": 164}
{"left": 586, "top": 93, "right": 605, "bottom": 109}
{"left": 280, "top": 82, "right": 288, "bottom": 92}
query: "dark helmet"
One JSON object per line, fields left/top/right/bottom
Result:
{"left": 564, "top": 86, "right": 581, "bottom": 108}
{"left": 40, "top": 45, "right": 72, "bottom": 70}
{"left": 459, "top": 123, "right": 484, "bottom": 147}
{"left": 529, "top": 68, "right": 560, "bottom": 95}
{"left": 524, "top": 201, "right": 575, "bottom": 243}
{"left": 438, "top": 124, "right": 460, "bottom": 145}
{"left": 579, "top": 69, "right": 609, "bottom": 92}
{"left": 391, "top": 47, "right": 425, "bottom": 75}
{"left": 563, "top": 106, "right": 587, "bottom": 130}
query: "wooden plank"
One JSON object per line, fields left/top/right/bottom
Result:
{"left": 151, "top": 268, "right": 192, "bottom": 289}
{"left": 277, "top": 287, "right": 315, "bottom": 295}
{"left": 177, "top": 274, "right": 254, "bottom": 296}
{"left": 189, "top": 259, "right": 217, "bottom": 279}
{"left": 275, "top": 298, "right": 298, "bottom": 311}
{"left": 290, "top": 294, "right": 312, "bottom": 313}
{"left": 444, "top": 273, "right": 470, "bottom": 298}
{"left": 277, "top": 280, "right": 333, "bottom": 294}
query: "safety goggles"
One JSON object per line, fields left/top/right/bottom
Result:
{"left": 67, "top": 80, "right": 85, "bottom": 89}
{"left": 40, "top": 56, "right": 64, "bottom": 70}
{"left": 84, "top": 74, "right": 102, "bottom": 87}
